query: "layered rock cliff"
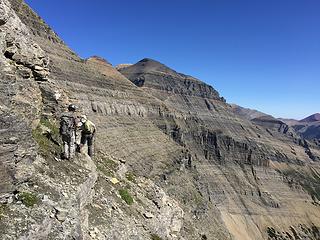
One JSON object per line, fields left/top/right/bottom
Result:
{"left": 1, "top": 0, "right": 320, "bottom": 239}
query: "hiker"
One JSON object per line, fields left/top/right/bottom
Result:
{"left": 79, "top": 115, "right": 96, "bottom": 157}
{"left": 59, "top": 104, "right": 77, "bottom": 160}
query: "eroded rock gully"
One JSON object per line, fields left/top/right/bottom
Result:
{"left": 0, "top": 0, "right": 320, "bottom": 239}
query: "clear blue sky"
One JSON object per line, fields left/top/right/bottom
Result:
{"left": 25, "top": 0, "right": 319, "bottom": 119}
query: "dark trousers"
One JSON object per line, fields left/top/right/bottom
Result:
{"left": 80, "top": 133, "right": 94, "bottom": 157}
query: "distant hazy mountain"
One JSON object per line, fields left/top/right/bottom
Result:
{"left": 278, "top": 118, "right": 300, "bottom": 126}
{"left": 232, "top": 105, "right": 320, "bottom": 141}
{"left": 281, "top": 114, "right": 320, "bottom": 141}
{"left": 231, "top": 104, "right": 300, "bottom": 138}
{"left": 300, "top": 113, "right": 320, "bottom": 123}
{"left": 280, "top": 114, "right": 320, "bottom": 141}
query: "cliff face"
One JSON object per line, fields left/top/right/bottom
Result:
{"left": 1, "top": 0, "right": 320, "bottom": 239}
{"left": 0, "top": 0, "right": 48, "bottom": 200}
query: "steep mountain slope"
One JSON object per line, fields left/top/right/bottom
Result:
{"left": 1, "top": 0, "right": 185, "bottom": 238}
{"left": 120, "top": 59, "right": 320, "bottom": 239}
{"left": 1, "top": 0, "right": 320, "bottom": 239}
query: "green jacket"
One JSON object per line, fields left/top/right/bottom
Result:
{"left": 82, "top": 120, "right": 96, "bottom": 135}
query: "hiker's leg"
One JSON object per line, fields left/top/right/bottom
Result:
{"left": 87, "top": 135, "right": 94, "bottom": 157}
{"left": 69, "top": 133, "right": 76, "bottom": 159}
{"left": 62, "top": 135, "right": 70, "bottom": 159}
{"left": 79, "top": 134, "right": 86, "bottom": 153}
{"left": 63, "top": 141, "right": 69, "bottom": 159}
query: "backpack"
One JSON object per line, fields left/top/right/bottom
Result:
{"left": 60, "top": 115, "right": 75, "bottom": 136}
{"left": 83, "top": 120, "right": 95, "bottom": 134}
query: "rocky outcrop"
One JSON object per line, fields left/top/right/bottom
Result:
{"left": 0, "top": 153, "right": 98, "bottom": 239}
{"left": 89, "top": 153, "right": 185, "bottom": 239}
{"left": 1, "top": 0, "right": 49, "bottom": 82}
{"left": 0, "top": 0, "right": 49, "bottom": 204}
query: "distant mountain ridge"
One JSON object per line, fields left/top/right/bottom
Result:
{"left": 230, "top": 104, "right": 271, "bottom": 120}
{"left": 279, "top": 114, "right": 320, "bottom": 141}
{"left": 231, "top": 104, "right": 299, "bottom": 138}
{"left": 300, "top": 113, "right": 320, "bottom": 123}
{"left": 232, "top": 105, "right": 320, "bottom": 141}
{"left": 280, "top": 113, "right": 320, "bottom": 125}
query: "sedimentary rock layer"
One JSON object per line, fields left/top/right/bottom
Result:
{"left": 0, "top": 0, "right": 320, "bottom": 239}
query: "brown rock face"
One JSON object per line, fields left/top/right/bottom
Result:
{"left": 0, "top": 0, "right": 320, "bottom": 239}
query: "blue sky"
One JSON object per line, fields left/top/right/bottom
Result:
{"left": 25, "top": 0, "right": 319, "bottom": 119}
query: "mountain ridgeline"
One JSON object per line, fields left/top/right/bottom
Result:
{"left": 282, "top": 113, "right": 320, "bottom": 144}
{"left": 232, "top": 104, "right": 320, "bottom": 144}
{"left": 1, "top": 0, "right": 320, "bottom": 239}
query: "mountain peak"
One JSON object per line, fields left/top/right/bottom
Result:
{"left": 138, "top": 58, "right": 159, "bottom": 63}
{"left": 133, "top": 58, "right": 176, "bottom": 75}
{"left": 118, "top": 58, "right": 221, "bottom": 100}
{"left": 300, "top": 113, "right": 320, "bottom": 123}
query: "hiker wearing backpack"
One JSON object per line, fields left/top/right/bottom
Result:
{"left": 59, "top": 104, "right": 77, "bottom": 160}
{"left": 79, "top": 115, "right": 96, "bottom": 157}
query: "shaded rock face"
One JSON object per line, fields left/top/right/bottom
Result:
{"left": 0, "top": 0, "right": 320, "bottom": 239}
{"left": 299, "top": 123, "right": 320, "bottom": 140}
